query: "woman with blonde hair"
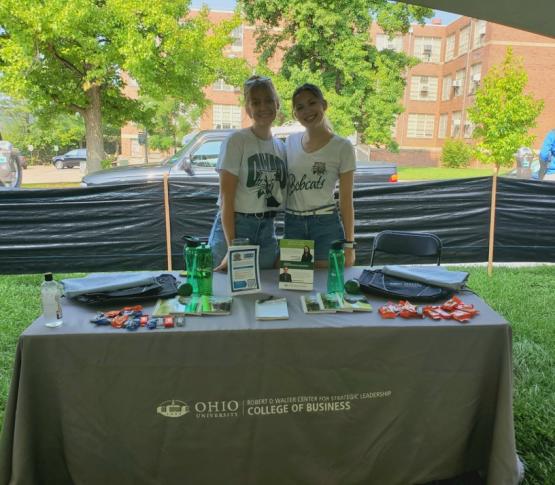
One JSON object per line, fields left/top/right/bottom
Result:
{"left": 208, "top": 75, "right": 287, "bottom": 270}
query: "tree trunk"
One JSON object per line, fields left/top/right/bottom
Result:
{"left": 82, "top": 85, "right": 104, "bottom": 174}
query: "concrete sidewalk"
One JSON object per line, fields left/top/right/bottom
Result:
{"left": 22, "top": 165, "right": 83, "bottom": 184}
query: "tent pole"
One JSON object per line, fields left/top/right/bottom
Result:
{"left": 163, "top": 173, "right": 173, "bottom": 271}
{"left": 487, "top": 168, "right": 499, "bottom": 276}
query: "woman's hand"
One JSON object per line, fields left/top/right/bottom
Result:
{"left": 214, "top": 253, "right": 229, "bottom": 272}
{"left": 344, "top": 248, "right": 356, "bottom": 267}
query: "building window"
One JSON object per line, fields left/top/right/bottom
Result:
{"left": 442, "top": 75, "right": 452, "bottom": 101}
{"left": 473, "top": 20, "right": 487, "bottom": 49}
{"left": 463, "top": 116, "right": 475, "bottom": 138}
{"left": 409, "top": 76, "right": 438, "bottom": 101}
{"left": 213, "top": 104, "right": 241, "bottom": 129}
{"left": 231, "top": 26, "right": 243, "bottom": 51}
{"left": 213, "top": 79, "right": 236, "bottom": 92}
{"left": 469, "top": 64, "right": 482, "bottom": 94}
{"left": 376, "top": 34, "right": 403, "bottom": 52}
{"left": 407, "top": 114, "right": 435, "bottom": 139}
{"left": 451, "top": 111, "right": 462, "bottom": 137}
{"left": 458, "top": 26, "right": 470, "bottom": 55}
{"left": 414, "top": 37, "right": 441, "bottom": 63}
{"left": 391, "top": 116, "right": 398, "bottom": 138}
{"left": 453, "top": 69, "right": 466, "bottom": 97}
{"left": 438, "top": 114, "right": 448, "bottom": 139}
{"left": 445, "top": 34, "right": 455, "bottom": 62}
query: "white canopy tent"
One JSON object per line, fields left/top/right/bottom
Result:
{"left": 398, "top": 0, "right": 554, "bottom": 38}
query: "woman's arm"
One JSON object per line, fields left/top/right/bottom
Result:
{"left": 339, "top": 170, "right": 356, "bottom": 267}
{"left": 214, "top": 169, "right": 238, "bottom": 271}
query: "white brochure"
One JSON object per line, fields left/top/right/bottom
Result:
{"left": 228, "top": 244, "right": 261, "bottom": 295}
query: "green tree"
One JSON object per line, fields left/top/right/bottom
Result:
{"left": 140, "top": 97, "right": 203, "bottom": 152}
{"left": 240, "top": 0, "right": 432, "bottom": 149}
{"left": 468, "top": 48, "right": 543, "bottom": 174}
{"left": 467, "top": 49, "right": 543, "bottom": 276}
{"left": 0, "top": 1, "right": 247, "bottom": 173}
{"left": 0, "top": 97, "right": 85, "bottom": 164}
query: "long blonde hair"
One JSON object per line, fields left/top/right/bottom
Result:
{"left": 243, "top": 75, "right": 280, "bottom": 109}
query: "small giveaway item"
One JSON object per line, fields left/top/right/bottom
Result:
{"left": 378, "top": 296, "right": 479, "bottom": 323}
{"left": 255, "top": 296, "right": 289, "bottom": 320}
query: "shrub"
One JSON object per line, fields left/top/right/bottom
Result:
{"left": 101, "top": 156, "right": 116, "bottom": 170}
{"left": 441, "top": 139, "right": 473, "bottom": 168}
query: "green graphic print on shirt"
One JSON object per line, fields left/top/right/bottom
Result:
{"left": 288, "top": 161, "right": 327, "bottom": 197}
{"left": 246, "top": 152, "right": 287, "bottom": 208}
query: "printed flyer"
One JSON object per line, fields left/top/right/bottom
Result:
{"left": 279, "top": 239, "right": 314, "bottom": 291}
{"left": 228, "top": 244, "right": 261, "bottom": 295}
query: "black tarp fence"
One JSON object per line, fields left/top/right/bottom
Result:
{"left": 1, "top": 176, "right": 554, "bottom": 274}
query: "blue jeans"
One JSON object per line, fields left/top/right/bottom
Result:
{"left": 284, "top": 212, "right": 345, "bottom": 261}
{"left": 208, "top": 212, "right": 279, "bottom": 269}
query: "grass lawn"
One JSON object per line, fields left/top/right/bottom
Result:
{"left": 21, "top": 182, "right": 81, "bottom": 189}
{"left": 0, "top": 267, "right": 553, "bottom": 483}
{"left": 397, "top": 166, "right": 512, "bottom": 181}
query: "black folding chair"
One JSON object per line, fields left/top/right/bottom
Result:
{"left": 369, "top": 230, "right": 442, "bottom": 266}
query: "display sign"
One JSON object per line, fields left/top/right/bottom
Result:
{"left": 279, "top": 239, "right": 314, "bottom": 291}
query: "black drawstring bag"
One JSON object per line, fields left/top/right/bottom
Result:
{"left": 358, "top": 269, "right": 452, "bottom": 302}
{"left": 75, "top": 274, "right": 178, "bottom": 305}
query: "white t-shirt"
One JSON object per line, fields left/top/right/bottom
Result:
{"left": 286, "top": 133, "right": 356, "bottom": 211}
{"left": 216, "top": 128, "right": 287, "bottom": 213}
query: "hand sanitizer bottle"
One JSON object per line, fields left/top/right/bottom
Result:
{"left": 41, "top": 273, "right": 63, "bottom": 328}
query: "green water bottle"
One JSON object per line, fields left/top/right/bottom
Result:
{"left": 178, "top": 236, "right": 202, "bottom": 296}
{"left": 327, "top": 240, "right": 345, "bottom": 294}
{"left": 183, "top": 236, "right": 201, "bottom": 276}
{"left": 195, "top": 243, "right": 213, "bottom": 296}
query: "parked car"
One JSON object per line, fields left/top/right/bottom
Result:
{"left": 81, "top": 129, "right": 398, "bottom": 187}
{"left": 0, "top": 141, "right": 23, "bottom": 188}
{"left": 52, "top": 148, "right": 87, "bottom": 169}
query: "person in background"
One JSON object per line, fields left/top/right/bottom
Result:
{"left": 284, "top": 83, "right": 356, "bottom": 267}
{"left": 539, "top": 129, "right": 555, "bottom": 181}
{"left": 208, "top": 75, "right": 287, "bottom": 271}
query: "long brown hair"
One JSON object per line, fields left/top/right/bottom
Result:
{"left": 292, "top": 83, "right": 326, "bottom": 107}
{"left": 291, "top": 83, "right": 332, "bottom": 130}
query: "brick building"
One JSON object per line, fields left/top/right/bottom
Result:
{"left": 121, "top": 12, "right": 555, "bottom": 166}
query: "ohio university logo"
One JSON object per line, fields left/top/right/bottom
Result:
{"left": 157, "top": 400, "right": 190, "bottom": 418}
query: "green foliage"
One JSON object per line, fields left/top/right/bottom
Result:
{"left": 440, "top": 138, "right": 474, "bottom": 168}
{"left": 461, "top": 266, "right": 555, "bottom": 484}
{"left": 468, "top": 49, "right": 544, "bottom": 170}
{"left": 101, "top": 157, "right": 115, "bottom": 170}
{"left": 0, "top": 1, "right": 248, "bottom": 172}
{"left": 240, "top": 0, "right": 432, "bottom": 149}
{"left": 141, "top": 97, "right": 204, "bottom": 152}
{"left": 0, "top": 97, "right": 85, "bottom": 163}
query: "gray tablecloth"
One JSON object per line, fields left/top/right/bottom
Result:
{"left": 0, "top": 269, "right": 520, "bottom": 485}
